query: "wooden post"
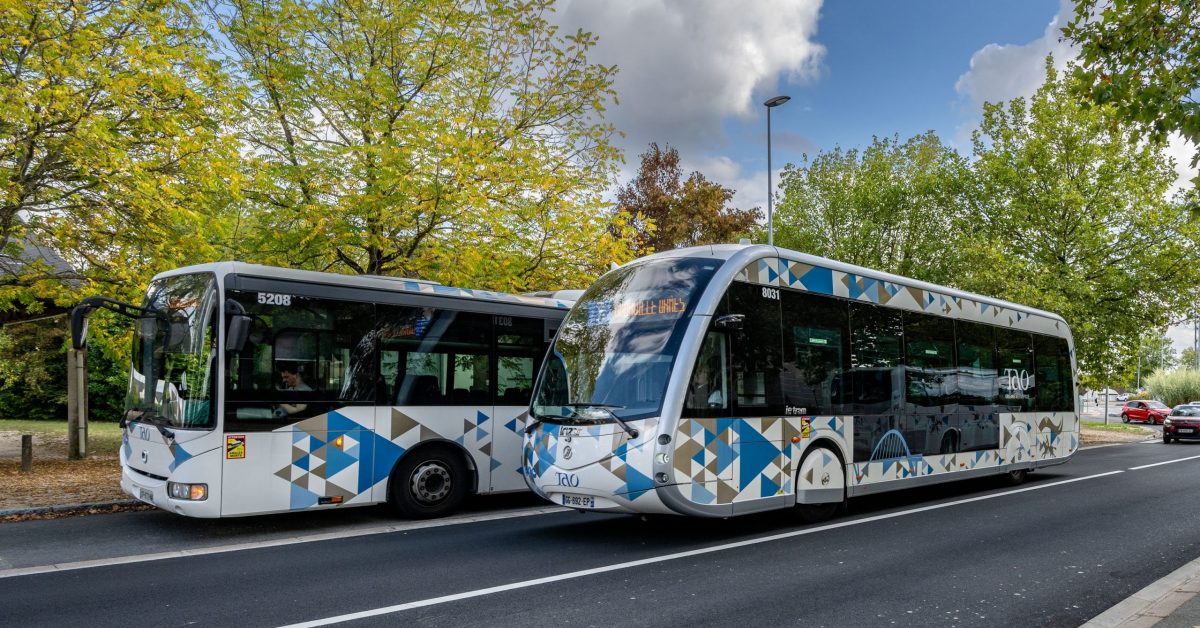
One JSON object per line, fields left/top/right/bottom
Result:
{"left": 20, "top": 434, "right": 32, "bottom": 473}
{"left": 67, "top": 347, "right": 88, "bottom": 460}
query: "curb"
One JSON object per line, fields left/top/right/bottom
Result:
{"left": 1082, "top": 555, "right": 1200, "bottom": 628}
{"left": 0, "top": 500, "right": 144, "bottom": 518}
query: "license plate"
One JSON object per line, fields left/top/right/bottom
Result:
{"left": 561, "top": 494, "right": 594, "bottom": 508}
{"left": 138, "top": 488, "right": 154, "bottom": 504}
{"left": 1179, "top": 428, "right": 1194, "bottom": 434}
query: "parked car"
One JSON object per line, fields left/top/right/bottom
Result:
{"left": 1121, "top": 400, "right": 1172, "bottom": 425}
{"left": 1116, "top": 393, "right": 1130, "bottom": 402}
{"left": 1164, "top": 406, "right": 1200, "bottom": 443}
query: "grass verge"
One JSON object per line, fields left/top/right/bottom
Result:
{"left": 1081, "top": 420, "right": 1151, "bottom": 434}
{"left": 0, "top": 419, "right": 125, "bottom": 512}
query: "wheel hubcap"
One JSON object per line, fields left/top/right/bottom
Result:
{"left": 410, "top": 462, "right": 452, "bottom": 505}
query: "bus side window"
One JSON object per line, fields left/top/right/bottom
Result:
{"left": 497, "top": 316, "right": 547, "bottom": 406}
{"left": 381, "top": 307, "right": 492, "bottom": 406}
{"left": 685, "top": 331, "right": 730, "bottom": 415}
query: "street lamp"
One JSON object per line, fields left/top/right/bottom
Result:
{"left": 763, "top": 94, "right": 790, "bottom": 246}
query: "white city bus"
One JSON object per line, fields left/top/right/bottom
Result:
{"left": 522, "top": 244, "right": 1078, "bottom": 520}
{"left": 71, "top": 262, "right": 572, "bottom": 518}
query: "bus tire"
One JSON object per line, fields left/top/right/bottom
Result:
{"left": 794, "top": 445, "right": 844, "bottom": 524}
{"left": 1005, "top": 468, "right": 1028, "bottom": 486}
{"left": 389, "top": 446, "right": 469, "bottom": 519}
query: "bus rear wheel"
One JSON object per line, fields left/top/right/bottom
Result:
{"left": 390, "top": 448, "right": 468, "bottom": 519}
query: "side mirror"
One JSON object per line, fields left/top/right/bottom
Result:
{"left": 713, "top": 314, "right": 745, "bottom": 331}
{"left": 226, "top": 314, "right": 251, "bottom": 352}
{"left": 70, "top": 304, "right": 92, "bottom": 350}
{"left": 224, "top": 298, "right": 251, "bottom": 352}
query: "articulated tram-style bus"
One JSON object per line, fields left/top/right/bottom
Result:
{"left": 71, "top": 262, "right": 572, "bottom": 518}
{"left": 522, "top": 244, "right": 1078, "bottom": 520}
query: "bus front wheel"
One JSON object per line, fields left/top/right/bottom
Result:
{"left": 389, "top": 447, "right": 468, "bottom": 519}
{"left": 794, "top": 445, "right": 845, "bottom": 524}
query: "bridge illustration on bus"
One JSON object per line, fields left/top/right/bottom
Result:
{"left": 522, "top": 243, "right": 1077, "bottom": 520}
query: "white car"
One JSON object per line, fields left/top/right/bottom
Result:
{"left": 1116, "top": 393, "right": 1129, "bottom": 402}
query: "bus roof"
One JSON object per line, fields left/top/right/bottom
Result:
{"left": 628, "top": 243, "right": 1069, "bottom": 327}
{"left": 154, "top": 262, "right": 575, "bottom": 311}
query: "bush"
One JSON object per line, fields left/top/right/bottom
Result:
{"left": 1146, "top": 369, "right": 1200, "bottom": 407}
{"left": 0, "top": 313, "right": 130, "bottom": 422}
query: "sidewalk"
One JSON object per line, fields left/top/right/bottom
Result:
{"left": 1083, "top": 555, "right": 1200, "bottom": 627}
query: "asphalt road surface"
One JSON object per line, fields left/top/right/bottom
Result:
{"left": 2, "top": 438, "right": 1195, "bottom": 628}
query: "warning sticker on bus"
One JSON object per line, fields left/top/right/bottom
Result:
{"left": 226, "top": 435, "right": 246, "bottom": 459}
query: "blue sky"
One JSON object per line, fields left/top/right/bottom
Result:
{"left": 733, "top": 0, "right": 1060, "bottom": 158}
{"left": 552, "top": 0, "right": 1195, "bottom": 353}
{"left": 552, "top": 0, "right": 1092, "bottom": 211}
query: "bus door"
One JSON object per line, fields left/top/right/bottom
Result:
{"left": 222, "top": 293, "right": 376, "bottom": 515}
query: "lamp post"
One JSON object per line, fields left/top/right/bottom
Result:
{"left": 764, "top": 95, "right": 790, "bottom": 246}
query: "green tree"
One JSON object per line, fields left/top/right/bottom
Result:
{"left": 772, "top": 132, "right": 970, "bottom": 283}
{"left": 615, "top": 143, "right": 760, "bottom": 255}
{"left": 964, "top": 60, "right": 1200, "bottom": 381}
{"left": 0, "top": 0, "right": 240, "bottom": 308}
{"left": 212, "top": 0, "right": 631, "bottom": 291}
{"left": 1063, "top": 0, "right": 1200, "bottom": 186}
{"left": 1125, "top": 332, "right": 1178, "bottom": 388}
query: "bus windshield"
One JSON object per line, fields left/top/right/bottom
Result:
{"left": 533, "top": 257, "right": 720, "bottom": 422}
{"left": 126, "top": 273, "right": 218, "bottom": 429}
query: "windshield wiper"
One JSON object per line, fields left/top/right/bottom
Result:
{"left": 525, "top": 411, "right": 578, "bottom": 435}
{"left": 562, "top": 403, "right": 638, "bottom": 439}
{"left": 126, "top": 411, "right": 176, "bottom": 441}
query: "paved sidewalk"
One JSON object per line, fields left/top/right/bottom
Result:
{"left": 1082, "top": 555, "right": 1200, "bottom": 627}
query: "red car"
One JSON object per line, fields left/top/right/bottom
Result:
{"left": 1121, "top": 400, "right": 1171, "bottom": 425}
{"left": 1164, "top": 406, "right": 1200, "bottom": 443}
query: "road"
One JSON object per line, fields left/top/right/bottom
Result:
{"left": 1, "top": 438, "right": 1197, "bottom": 627}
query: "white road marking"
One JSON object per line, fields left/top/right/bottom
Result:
{"left": 1128, "top": 453, "right": 1200, "bottom": 470}
{"left": 0, "top": 506, "right": 563, "bottom": 580}
{"left": 279, "top": 470, "right": 1126, "bottom": 628}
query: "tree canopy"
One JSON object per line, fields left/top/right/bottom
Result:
{"left": 211, "top": 0, "right": 630, "bottom": 291}
{"left": 962, "top": 61, "right": 1200, "bottom": 384}
{"left": 772, "top": 132, "right": 970, "bottom": 284}
{"left": 0, "top": 0, "right": 239, "bottom": 310}
{"left": 1064, "top": 0, "right": 1200, "bottom": 187}
{"left": 614, "top": 142, "right": 759, "bottom": 255}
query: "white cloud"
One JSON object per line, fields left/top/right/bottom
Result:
{"left": 954, "top": 0, "right": 1078, "bottom": 109}
{"left": 550, "top": 0, "right": 824, "bottom": 172}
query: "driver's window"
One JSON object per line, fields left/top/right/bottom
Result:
{"left": 685, "top": 331, "right": 729, "bottom": 415}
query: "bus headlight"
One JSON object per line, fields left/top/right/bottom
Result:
{"left": 167, "top": 482, "right": 208, "bottom": 501}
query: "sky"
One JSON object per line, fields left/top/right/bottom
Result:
{"left": 550, "top": 0, "right": 1198, "bottom": 356}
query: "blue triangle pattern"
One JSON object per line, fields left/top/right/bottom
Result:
{"left": 363, "top": 433, "right": 405, "bottom": 494}
{"left": 325, "top": 445, "right": 356, "bottom": 477}
{"left": 505, "top": 419, "right": 518, "bottom": 433}
{"left": 715, "top": 438, "right": 736, "bottom": 474}
{"left": 170, "top": 444, "right": 194, "bottom": 472}
{"left": 477, "top": 411, "right": 490, "bottom": 424}
{"left": 290, "top": 484, "right": 319, "bottom": 509}
{"left": 624, "top": 465, "right": 655, "bottom": 501}
{"left": 801, "top": 267, "right": 834, "bottom": 295}
{"left": 691, "top": 483, "right": 716, "bottom": 504}
{"left": 761, "top": 475, "right": 781, "bottom": 498}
